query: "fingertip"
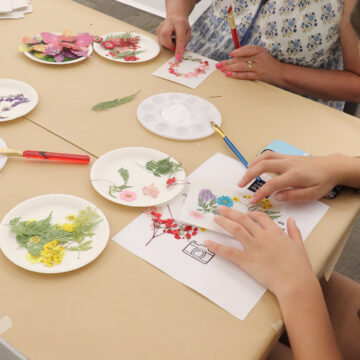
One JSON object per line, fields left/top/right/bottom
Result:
{"left": 226, "top": 72, "right": 232, "bottom": 77}
{"left": 175, "top": 53, "right": 182, "bottom": 61}
{"left": 217, "top": 205, "right": 227, "bottom": 213}
{"left": 204, "top": 240, "right": 211, "bottom": 247}
{"left": 221, "top": 67, "right": 226, "bottom": 72}
{"left": 216, "top": 62, "right": 222, "bottom": 69}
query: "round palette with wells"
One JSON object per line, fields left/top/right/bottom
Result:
{"left": 137, "top": 93, "right": 222, "bottom": 140}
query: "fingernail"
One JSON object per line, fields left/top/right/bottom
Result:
{"left": 204, "top": 240, "right": 211, "bottom": 247}
{"left": 216, "top": 62, "right": 222, "bottom": 69}
{"left": 289, "top": 217, "right": 296, "bottom": 224}
{"left": 221, "top": 67, "right": 226, "bottom": 72}
{"left": 275, "top": 193, "right": 285, "bottom": 201}
{"left": 217, "top": 205, "right": 226, "bottom": 212}
{"left": 238, "top": 178, "right": 246, "bottom": 187}
{"left": 230, "top": 53, "right": 234, "bottom": 57}
{"left": 226, "top": 72, "right": 232, "bottom": 76}
{"left": 176, "top": 53, "right": 182, "bottom": 61}
{"left": 249, "top": 197, "right": 257, "bottom": 204}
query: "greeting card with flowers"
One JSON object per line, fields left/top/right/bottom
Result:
{"left": 152, "top": 50, "right": 218, "bottom": 89}
{"left": 178, "top": 180, "right": 281, "bottom": 235}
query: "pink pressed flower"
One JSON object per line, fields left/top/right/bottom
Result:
{"left": 119, "top": 190, "right": 137, "bottom": 202}
{"left": 190, "top": 210, "right": 204, "bottom": 219}
{"left": 102, "top": 40, "right": 115, "bottom": 49}
{"left": 142, "top": 183, "right": 160, "bottom": 198}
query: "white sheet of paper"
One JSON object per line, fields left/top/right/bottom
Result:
{"left": 0, "top": 0, "right": 12, "bottom": 13}
{"left": 152, "top": 50, "right": 217, "bottom": 89}
{"left": 113, "top": 153, "right": 329, "bottom": 320}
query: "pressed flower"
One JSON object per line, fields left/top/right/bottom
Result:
{"left": 190, "top": 210, "right": 204, "bottom": 219}
{"left": 29, "top": 236, "right": 41, "bottom": 244}
{"left": 142, "top": 183, "right": 159, "bottom": 198}
{"left": 217, "top": 196, "right": 234, "bottom": 208}
{"left": 93, "top": 36, "right": 103, "bottom": 43}
{"left": 199, "top": 189, "right": 216, "bottom": 202}
{"left": 232, "top": 196, "right": 239, "bottom": 202}
{"left": 66, "top": 214, "right": 76, "bottom": 222}
{"left": 40, "top": 239, "right": 65, "bottom": 267}
{"left": 200, "top": 227, "right": 207, "bottom": 232}
{"left": 62, "top": 223, "right": 76, "bottom": 232}
{"left": 119, "top": 190, "right": 137, "bottom": 202}
{"left": 102, "top": 40, "right": 115, "bottom": 49}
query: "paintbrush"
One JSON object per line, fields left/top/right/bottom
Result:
{"left": 0, "top": 148, "right": 90, "bottom": 164}
{"left": 210, "top": 122, "right": 263, "bottom": 183}
{"left": 227, "top": 5, "right": 240, "bottom": 49}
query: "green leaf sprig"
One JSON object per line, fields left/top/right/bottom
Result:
{"left": 92, "top": 90, "right": 141, "bottom": 111}
{"left": 145, "top": 157, "right": 182, "bottom": 178}
{"left": 108, "top": 167, "right": 133, "bottom": 198}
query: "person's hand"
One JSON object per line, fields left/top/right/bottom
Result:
{"left": 205, "top": 206, "right": 316, "bottom": 297}
{"left": 216, "top": 45, "right": 283, "bottom": 85}
{"left": 156, "top": 15, "right": 191, "bottom": 61}
{"left": 238, "top": 152, "right": 347, "bottom": 203}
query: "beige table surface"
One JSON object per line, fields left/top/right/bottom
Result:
{"left": 0, "top": 1, "right": 360, "bottom": 359}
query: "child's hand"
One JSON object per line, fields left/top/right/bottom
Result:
{"left": 238, "top": 152, "right": 347, "bottom": 203}
{"left": 205, "top": 206, "right": 315, "bottom": 298}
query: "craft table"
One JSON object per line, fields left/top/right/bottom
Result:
{"left": 0, "top": 0, "right": 359, "bottom": 359}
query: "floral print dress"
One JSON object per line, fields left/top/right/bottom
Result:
{"left": 187, "top": 0, "right": 344, "bottom": 110}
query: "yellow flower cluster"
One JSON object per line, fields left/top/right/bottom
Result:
{"left": 62, "top": 223, "right": 76, "bottom": 232}
{"left": 232, "top": 196, "right": 239, "bottom": 202}
{"left": 29, "top": 236, "right": 40, "bottom": 244}
{"left": 26, "top": 239, "right": 66, "bottom": 267}
{"left": 40, "top": 239, "right": 65, "bottom": 267}
{"left": 260, "top": 198, "right": 273, "bottom": 210}
{"left": 242, "top": 195, "right": 252, "bottom": 199}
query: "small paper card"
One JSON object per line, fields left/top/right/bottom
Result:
{"left": 0, "top": 0, "right": 12, "bottom": 13}
{"left": 178, "top": 180, "right": 251, "bottom": 235}
{"left": 152, "top": 50, "right": 217, "bottom": 89}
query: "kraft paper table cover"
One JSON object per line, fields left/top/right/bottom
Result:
{"left": 0, "top": 0, "right": 359, "bottom": 359}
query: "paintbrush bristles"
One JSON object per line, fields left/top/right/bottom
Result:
{"left": 227, "top": 6, "right": 236, "bottom": 29}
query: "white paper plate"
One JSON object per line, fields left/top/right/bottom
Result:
{"left": 93, "top": 32, "right": 160, "bottom": 63}
{"left": 0, "top": 194, "right": 110, "bottom": 274}
{"left": 91, "top": 147, "right": 186, "bottom": 207}
{"left": 0, "top": 137, "right": 8, "bottom": 170}
{"left": 24, "top": 43, "right": 93, "bottom": 65}
{"left": 137, "top": 93, "right": 222, "bottom": 140}
{"left": 0, "top": 79, "right": 38, "bottom": 122}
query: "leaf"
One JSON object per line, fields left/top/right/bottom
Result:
{"left": 144, "top": 157, "right": 182, "bottom": 177}
{"left": 114, "top": 50, "right": 144, "bottom": 59}
{"left": 118, "top": 168, "right": 129, "bottom": 185}
{"left": 92, "top": 90, "right": 141, "bottom": 111}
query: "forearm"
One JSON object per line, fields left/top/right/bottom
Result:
{"left": 278, "top": 62, "right": 360, "bottom": 102}
{"left": 336, "top": 154, "right": 360, "bottom": 188}
{"left": 165, "top": 0, "right": 199, "bottom": 18}
{"left": 277, "top": 277, "right": 343, "bottom": 360}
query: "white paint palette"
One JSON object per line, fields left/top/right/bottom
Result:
{"left": 137, "top": 93, "right": 222, "bottom": 140}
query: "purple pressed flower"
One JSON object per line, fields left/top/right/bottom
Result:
{"left": 199, "top": 189, "right": 216, "bottom": 202}
{"left": 2, "top": 107, "right": 10, "bottom": 112}
{"left": 0, "top": 116, "right": 7, "bottom": 119}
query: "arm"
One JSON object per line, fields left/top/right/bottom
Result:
{"left": 219, "top": 0, "right": 360, "bottom": 102}
{"left": 238, "top": 152, "right": 360, "bottom": 203}
{"left": 157, "top": 0, "right": 199, "bottom": 60}
{"left": 205, "top": 207, "right": 343, "bottom": 360}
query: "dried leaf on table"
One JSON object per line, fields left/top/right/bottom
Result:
{"left": 91, "top": 90, "right": 141, "bottom": 111}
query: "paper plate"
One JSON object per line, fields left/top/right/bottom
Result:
{"left": 137, "top": 93, "right": 222, "bottom": 140}
{"left": 91, "top": 147, "right": 186, "bottom": 207}
{"left": 93, "top": 32, "right": 160, "bottom": 63}
{"left": 0, "top": 194, "right": 110, "bottom": 274}
{"left": 24, "top": 41, "right": 93, "bottom": 65}
{"left": 0, "top": 79, "right": 38, "bottom": 122}
{"left": 0, "top": 137, "right": 8, "bottom": 170}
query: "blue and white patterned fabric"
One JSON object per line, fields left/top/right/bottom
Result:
{"left": 187, "top": 0, "right": 345, "bottom": 110}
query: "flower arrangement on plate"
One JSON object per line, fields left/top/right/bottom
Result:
{"left": 9, "top": 207, "right": 102, "bottom": 267}
{"left": 93, "top": 32, "right": 160, "bottom": 63}
{"left": 18, "top": 30, "right": 100, "bottom": 64}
